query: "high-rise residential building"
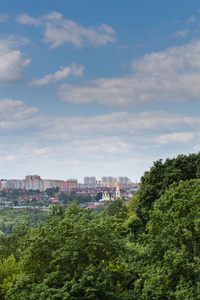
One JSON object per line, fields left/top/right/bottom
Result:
{"left": 55, "top": 180, "right": 66, "bottom": 191}
{"left": 101, "top": 176, "right": 107, "bottom": 184}
{"left": 0, "top": 180, "right": 8, "bottom": 189}
{"left": 66, "top": 179, "right": 78, "bottom": 190}
{"left": 84, "top": 176, "right": 89, "bottom": 185}
{"left": 101, "top": 176, "right": 116, "bottom": 188}
{"left": 89, "top": 176, "right": 96, "bottom": 185}
{"left": 25, "top": 175, "right": 41, "bottom": 181}
{"left": 84, "top": 176, "right": 96, "bottom": 186}
{"left": 7, "top": 179, "right": 23, "bottom": 189}
{"left": 24, "top": 175, "right": 44, "bottom": 191}
{"left": 117, "top": 176, "right": 131, "bottom": 186}
{"left": 107, "top": 176, "right": 114, "bottom": 183}
{"left": 100, "top": 176, "right": 131, "bottom": 188}
{"left": 43, "top": 180, "right": 55, "bottom": 191}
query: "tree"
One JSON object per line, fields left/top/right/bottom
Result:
{"left": 135, "top": 153, "right": 200, "bottom": 229}
{"left": 12, "top": 190, "right": 19, "bottom": 197}
{"left": 95, "top": 193, "right": 102, "bottom": 201}
{"left": 0, "top": 191, "right": 6, "bottom": 197}
{"left": 0, "top": 223, "right": 29, "bottom": 261}
{"left": 104, "top": 198, "right": 129, "bottom": 222}
{"left": 0, "top": 255, "right": 19, "bottom": 299}
{"left": 92, "top": 204, "right": 105, "bottom": 215}
{"left": 45, "top": 188, "right": 55, "bottom": 197}
{"left": 8, "top": 204, "right": 128, "bottom": 299}
{"left": 55, "top": 187, "right": 59, "bottom": 193}
{"left": 58, "top": 191, "right": 68, "bottom": 204}
{"left": 133, "top": 179, "right": 200, "bottom": 299}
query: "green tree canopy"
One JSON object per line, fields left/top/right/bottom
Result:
{"left": 133, "top": 179, "right": 200, "bottom": 299}
{"left": 8, "top": 205, "right": 128, "bottom": 299}
{"left": 0, "top": 255, "right": 19, "bottom": 299}
{"left": 135, "top": 153, "right": 200, "bottom": 228}
{"left": 104, "top": 198, "right": 129, "bottom": 222}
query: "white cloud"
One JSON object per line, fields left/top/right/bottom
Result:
{"left": 58, "top": 39, "right": 200, "bottom": 107}
{"left": 0, "top": 36, "right": 31, "bottom": 83}
{"left": 16, "top": 11, "right": 116, "bottom": 48}
{"left": 186, "top": 15, "right": 196, "bottom": 24}
{"left": 156, "top": 132, "right": 195, "bottom": 144}
{"left": 16, "top": 11, "right": 62, "bottom": 26}
{"left": 98, "top": 24, "right": 115, "bottom": 35}
{"left": 33, "top": 147, "right": 51, "bottom": 155}
{"left": 16, "top": 14, "right": 42, "bottom": 26}
{"left": 44, "top": 21, "right": 116, "bottom": 48}
{"left": 173, "top": 29, "right": 189, "bottom": 37}
{"left": 1, "top": 98, "right": 199, "bottom": 143}
{"left": 0, "top": 35, "right": 30, "bottom": 52}
{"left": 0, "top": 51, "right": 30, "bottom": 83}
{"left": 30, "top": 63, "right": 84, "bottom": 86}
{"left": 0, "top": 99, "right": 38, "bottom": 130}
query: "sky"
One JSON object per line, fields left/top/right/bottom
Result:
{"left": 1, "top": 0, "right": 200, "bottom": 183}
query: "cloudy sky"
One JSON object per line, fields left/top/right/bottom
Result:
{"left": 1, "top": 0, "right": 200, "bottom": 183}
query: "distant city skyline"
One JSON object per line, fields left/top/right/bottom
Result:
{"left": 1, "top": 1, "right": 200, "bottom": 182}
{"left": 0, "top": 174, "right": 133, "bottom": 183}
{"left": 0, "top": 174, "right": 135, "bottom": 191}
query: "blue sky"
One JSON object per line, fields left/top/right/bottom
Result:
{"left": 1, "top": 0, "right": 200, "bottom": 182}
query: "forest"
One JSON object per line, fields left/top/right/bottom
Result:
{"left": 0, "top": 153, "right": 200, "bottom": 299}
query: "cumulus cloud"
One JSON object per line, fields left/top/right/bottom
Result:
{"left": 0, "top": 51, "right": 30, "bottom": 83}
{"left": 0, "top": 36, "right": 31, "bottom": 83}
{"left": 16, "top": 11, "right": 116, "bottom": 48}
{"left": 0, "top": 99, "right": 38, "bottom": 130}
{"left": 30, "top": 63, "right": 84, "bottom": 86}
{"left": 58, "top": 39, "right": 200, "bottom": 107}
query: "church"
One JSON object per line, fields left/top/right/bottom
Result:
{"left": 99, "top": 184, "right": 121, "bottom": 202}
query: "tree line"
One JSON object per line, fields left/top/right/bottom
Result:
{"left": 0, "top": 208, "right": 47, "bottom": 235}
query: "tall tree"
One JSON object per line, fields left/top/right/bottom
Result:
{"left": 135, "top": 153, "right": 200, "bottom": 228}
{"left": 133, "top": 179, "right": 200, "bottom": 299}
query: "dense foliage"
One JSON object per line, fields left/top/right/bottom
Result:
{"left": 58, "top": 191, "right": 92, "bottom": 204}
{"left": 0, "top": 207, "right": 47, "bottom": 235}
{"left": 7, "top": 204, "right": 128, "bottom": 299}
{"left": 1, "top": 153, "right": 200, "bottom": 299}
{"left": 135, "top": 153, "right": 200, "bottom": 228}
{"left": 132, "top": 179, "right": 200, "bottom": 299}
